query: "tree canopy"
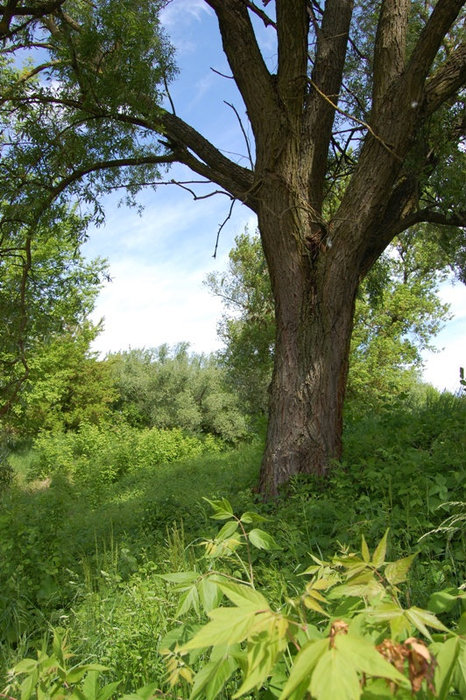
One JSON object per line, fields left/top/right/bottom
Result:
{"left": 0, "top": 206, "right": 108, "bottom": 419}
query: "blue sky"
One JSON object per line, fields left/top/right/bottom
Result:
{"left": 83, "top": 0, "right": 466, "bottom": 392}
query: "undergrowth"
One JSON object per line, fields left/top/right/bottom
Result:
{"left": 0, "top": 390, "right": 465, "bottom": 696}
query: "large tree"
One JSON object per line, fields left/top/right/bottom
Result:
{"left": 0, "top": 1, "right": 465, "bottom": 495}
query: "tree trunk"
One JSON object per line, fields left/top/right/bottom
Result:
{"left": 256, "top": 173, "right": 359, "bottom": 497}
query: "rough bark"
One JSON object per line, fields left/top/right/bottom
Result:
{"left": 257, "top": 179, "right": 358, "bottom": 496}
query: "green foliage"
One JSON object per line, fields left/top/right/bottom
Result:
{"left": 109, "top": 344, "right": 249, "bottom": 443}
{"left": 348, "top": 229, "right": 450, "bottom": 406}
{"left": 205, "top": 231, "right": 274, "bottom": 417}
{"left": 0, "top": 442, "right": 14, "bottom": 492}
{"left": 31, "top": 422, "right": 224, "bottom": 488}
{"left": 162, "top": 500, "right": 466, "bottom": 699}
{"left": 2, "top": 627, "right": 161, "bottom": 700}
{"left": 0, "top": 1, "right": 175, "bottom": 225}
{"left": 1, "top": 390, "right": 465, "bottom": 696}
{"left": 8, "top": 325, "right": 117, "bottom": 439}
{"left": 0, "top": 207, "right": 109, "bottom": 430}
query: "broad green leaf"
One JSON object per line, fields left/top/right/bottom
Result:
{"left": 120, "top": 682, "right": 160, "bottom": 700}
{"left": 365, "top": 602, "right": 411, "bottom": 638}
{"left": 217, "top": 580, "right": 270, "bottom": 609}
{"left": 66, "top": 666, "right": 94, "bottom": 684}
{"left": 451, "top": 638, "right": 466, "bottom": 698}
{"left": 310, "top": 648, "right": 361, "bottom": 700}
{"left": 158, "top": 571, "right": 199, "bottom": 585}
{"left": 176, "top": 585, "right": 200, "bottom": 617}
{"left": 190, "top": 654, "right": 238, "bottom": 700}
{"left": 361, "top": 678, "right": 411, "bottom": 699}
{"left": 305, "top": 588, "right": 327, "bottom": 604}
{"left": 248, "top": 528, "right": 279, "bottom": 551}
{"left": 458, "top": 612, "right": 466, "bottom": 635}
{"left": 81, "top": 670, "right": 101, "bottom": 700}
{"left": 216, "top": 519, "right": 239, "bottom": 542}
{"left": 428, "top": 587, "right": 460, "bottom": 614}
{"left": 203, "top": 497, "right": 234, "bottom": 520}
{"left": 335, "top": 634, "right": 408, "bottom": 685}
{"left": 384, "top": 554, "right": 416, "bottom": 586}
{"left": 303, "top": 595, "right": 329, "bottom": 616}
{"left": 180, "top": 606, "right": 260, "bottom": 650}
{"left": 280, "top": 638, "right": 328, "bottom": 699}
{"left": 240, "top": 511, "right": 269, "bottom": 524}
{"left": 310, "top": 576, "right": 340, "bottom": 591}
{"left": 199, "top": 577, "right": 222, "bottom": 613}
{"left": 361, "top": 535, "right": 370, "bottom": 563}
{"left": 432, "top": 636, "right": 460, "bottom": 700}
{"left": 405, "top": 607, "right": 449, "bottom": 640}
{"left": 20, "top": 670, "right": 37, "bottom": 700}
{"left": 13, "top": 659, "right": 37, "bottom": 674}
{"left": 97, "top": 681, "right": 122, "bottom": 700}
{"left": 234, "top": 628, "right": 288, "bottom": 697}
{"left": 330, "top": 572, "right": 385, "bottom": 600}
{"left": 372, "top": 529, "right": 389, "bottom": 568}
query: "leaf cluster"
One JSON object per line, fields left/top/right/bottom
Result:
{"left": 161, "top": 500, "right": 466, "bottom": 700}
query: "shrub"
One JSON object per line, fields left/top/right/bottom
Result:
{"left": 31, "top": 423, "right": 225, "bottom": 487}
{"left": 161, "top": 499, "right": 466, "bottom": 699}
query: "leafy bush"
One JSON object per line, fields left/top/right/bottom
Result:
{"left": 109, "top": 344, "right": 249, "bottom": 443}
{"left": 31, "top": 423, "right": 224, "bottom": 487}
{"left": 2, "top": 628, "right": 156, "bottom": 700}
{"left": 161, "top": 499, "right": 466, "bottom": 699}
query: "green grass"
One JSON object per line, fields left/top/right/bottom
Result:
{"left": 1, "top": 390, "right": 465, "bottom": 694}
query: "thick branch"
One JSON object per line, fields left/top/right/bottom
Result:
{"left": 276, "top": 0, "right": 308, "bottom": 121}
{"left": 204, "top": 0, "right": 281, "bottom": 142}
{"left": 4, "top": 88, "right": 255, "bottom": 206}
{"left": 305, "top": 0, "right": 353, "bottom": 211}
{"left": 395, "top": 207, "right": 466, "bottom": 234}
{"left": 161, "top": 110, "right": 255, "bottom": 203}
{"left": 48, "top": 154, "right": 178, "bottom": 200}
{"left": 243, "top": 1, "right": 275, "bottom": 28}
{"left": 0, "top": 0, "right": 66, "bottom": 37}
{"left": 372, "top": 0, "right": 410, "bottom": 113}
{"left": 405, "top": 0, "right": 465, "bottom": 91}
{"left": 358, "top": 175, "right": 419, "bottom": 276}
{"left": 423, "top": 42, "right": 466, "bottom": 115}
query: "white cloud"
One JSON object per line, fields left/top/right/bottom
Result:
{"left": 161, "top": 0, "right": 213, "bottom": 30}
{"left": 421, "top": 280, "right": 466, "bottom": 392}
{"left": 85, "top": 186, "right": 253, "bottom": 358}
{"left": 90, "top": 257, "right": 225, "bottom": 355}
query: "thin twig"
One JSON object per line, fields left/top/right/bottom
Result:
{"left": 308, "top": 77, "right": 402, "bottom": 161}
{"left": 163, "top": 75, "right": 176, "bottom": 115}
{"left": 171, "top": 180, "right": 231, "bottom": 201}
{"left": 213, "top": 198, "right": 236, "bottom": 259}
{"left": 210, "top": 66, "right": 234, "bottom": 80}
{"left": 224, "top": 100, "right": 254, "bottom": 169}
